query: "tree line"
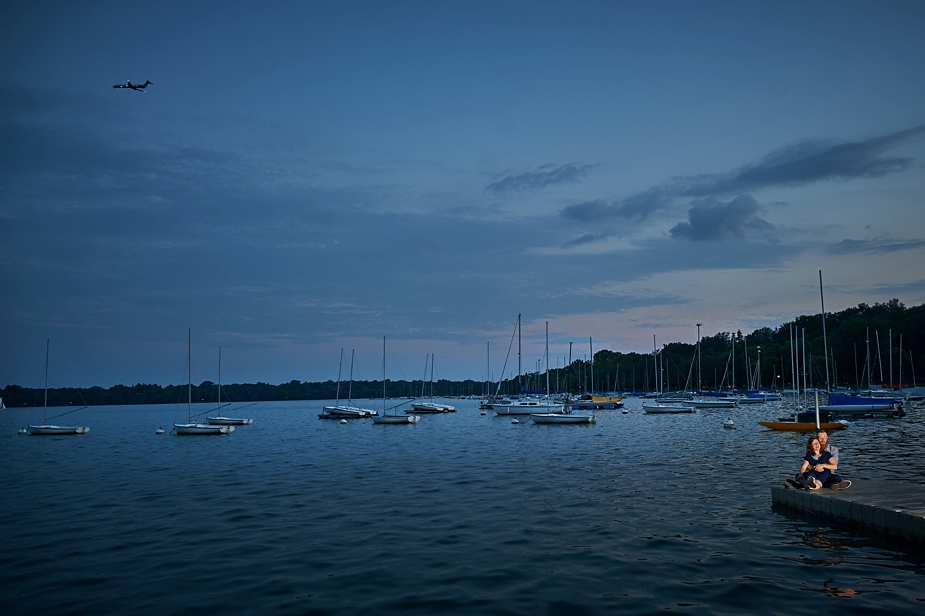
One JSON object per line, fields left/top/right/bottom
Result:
{"left": 3, "top": 299, "right": 923, "bottom": 407}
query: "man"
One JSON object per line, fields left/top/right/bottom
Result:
{"left": 786, "top": 430, "right": 851, "bottom": 490}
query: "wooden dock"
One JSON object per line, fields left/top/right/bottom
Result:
{"left": 771, "top": 481, "right": 925, "bottom": 544}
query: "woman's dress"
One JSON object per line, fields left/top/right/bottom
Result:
{"left": 802, "top": 451, "right": 833, "bottom": 486}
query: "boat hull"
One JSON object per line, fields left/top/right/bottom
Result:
{"left": 758, "top": 421, "right": 846, "bottom": 431}
{"left": 28, "top": 425, "right": 89, "bottom": 435}
{"left": 373, "top": 415, "right": 420, "bottom": 424}
{"left": 530, "top": 413, "right": 594, "bottom": 424}
{"left": 323, "top": 405, "right": 378, "bottom": 418}
{"left": 174, "top": 423, "right": 232, "bottom": 435}
{"left": 643, "top": 404, "right": 694, "bottom": 414}
{"left": 207, "top": 417, "right": 254, "bottom": 425}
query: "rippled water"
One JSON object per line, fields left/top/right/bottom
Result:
{"left": 2, "top": 398, "right": 924, "bottom": 614}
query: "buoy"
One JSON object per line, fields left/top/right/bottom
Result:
{"left": 511, "top": 419, "right": 520, "bottom": 424}
{"left": 621, "top": 410, "right": 629, "bottom": 414}
{"left": 155, "top": 427, "right": 165, "bottom": 435}
{"left": 480, "top": 410, "right": 487, "bottom": 415}
{"left": 723, "top": 419, "right": 735, "bottom": 429}
{"left": 340, "top": 419, "right": 347, "bottom": 424}
{"left": 18, "top": 428, "right": 27, "bottom": 435}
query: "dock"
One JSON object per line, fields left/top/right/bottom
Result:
{"left": 771, "top": 481, "right": 925, "bottom": 544}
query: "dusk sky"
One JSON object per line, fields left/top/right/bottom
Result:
{"left": 2, "top": 1, "right": 924, "bottom": 388}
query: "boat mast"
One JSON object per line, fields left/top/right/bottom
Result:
{"left": 430, "top": 354, "right": 435, "bottom": 401}
{"left": 421, "top": 353, "right": 428, "bottom": 399}
{"left": 866, "top": 328, "right": 872, "bottom": 393}
{"left": 43, "top": 339, "right": 49, "bottom": 425}
{"left": 218, "top": 346, "right": 222, "bottom": 410}
{"left": 348, "top": 349, "right": 355, "bottom": 406}
{"left": 335, "top": 348, "right": 343, "bottom": 405}
{"left": 517, "top": 314, "right": 522, "bottom": 394}
{"left": 876, "top": 331, "right": 884, "bottom": 387}
{"left": 546, "top": 322, "right": 550, "bottom": 400}
{"left": 589, "top": 337, "right": 594, "bottom": 394}
{"left": 819, "top": 270, "right": 830, "bottom": 392}
{"left": 732, "top": 333, "right": 735, "bottom": 392}
{"left": 486, "top": 341, "right": 490, "bottom": 398}
{"left": 188, "top": 329, "right": 192, "bottom": 424}
{"left": 383, "top": 337, "right": 386, "bottom": 415}
{"left": 697, "top": 323, "right": 703, "bottom": 395}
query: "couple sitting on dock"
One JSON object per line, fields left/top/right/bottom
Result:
{"left": 787, "top": 430, "right": 851, "bottom": 491}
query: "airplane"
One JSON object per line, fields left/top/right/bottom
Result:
{"left": 113, "top": 80, "right": 153, "bottom": 92}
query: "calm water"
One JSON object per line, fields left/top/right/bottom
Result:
{"left": 2, "top": 397, "right": 924, "bottom": 615}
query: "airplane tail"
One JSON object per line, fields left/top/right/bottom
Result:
{"left": 144, "top": 80, "right": 152, "bottom": 85}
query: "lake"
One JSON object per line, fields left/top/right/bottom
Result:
{"left": 2, "top": 397, "right": 924, "bottom": 614}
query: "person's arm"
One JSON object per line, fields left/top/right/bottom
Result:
{"left": 800, "top": 459, "right": 810, "bottom": 474}
{"left": 815, "top": 452, "right": 838, "bottom": 472}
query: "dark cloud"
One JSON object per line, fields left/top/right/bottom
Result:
{"left": 559, "top": 187, "right": 673, "bottom": 223}
{"left": 485, "top": 163, "right": 597, "bottom": 193}
{"left": 669, "top": 194, "right": 777, "bottom": 242}
{"left": 561, "top": 230, "right": 616, "bottom": 248}
{"left": 558, "top": 125, "right": 925, "bottom": 238}
{"left": 828, "top": 236, "right": 925, "bottom": 255}
{"left": 684, "top": 125, "right": 925, "bottom": 197}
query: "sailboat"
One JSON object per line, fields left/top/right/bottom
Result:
{"left": 495, "top": 315, "right": 564, "bottom": 416}
{"left": 207, "top": 347, "right": 255, "bottom": 425}
{"left": 373, "top": 337, "right": 421, "bottom": 424}
{"left": 532, "top": 323, "right": 592, "bottom": 423}
{"left": 321, "top": 349, "right": 378, "bottom": 419}
{"left": 174, "top": 330, "right": 232, "bottom": 435}
{"left": 411, "top": 354, "right": 455, "bottom": 413}
{"left": 0, "top": 396, "right": 5, "bottom": 409}
{"left": 28, "top": 340, "right": 90, "bottom": 435}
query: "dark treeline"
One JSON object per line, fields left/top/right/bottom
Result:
{"left": 4, "top": 300, "right": 924, "bottom": 407}
{"left": 555, "top": 299, "right": 925, "bottom": 393}
{"left": 0, "top": 378, "right": 489, "bottom": 408}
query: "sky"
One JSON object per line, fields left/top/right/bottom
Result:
{"left": 2, "top": 1, "right": 924, "bottom": 388}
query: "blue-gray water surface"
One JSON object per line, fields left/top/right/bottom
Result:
{"left": 2, "top": 397, "right": 924, "bottom": 615}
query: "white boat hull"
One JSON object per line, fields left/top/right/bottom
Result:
{"left": 322, "top": 405, "right": 378, "bottom": 417}
{"left": 373, "top": 415, "right": 421, "bottom": 424}
{"left": 207, "top": 417, "right": 254, "bottom": 425}
{"left": 28, "top": 425, "right": 89, "bottom": 435}
{"left": 410, "top": 402, "right": 455, "bottom": 413}
{"left": 530, "top": 413, "right": 594, "bottom": 424}
{"left": 174, "top": 423, "right": 232, "bottom": 435}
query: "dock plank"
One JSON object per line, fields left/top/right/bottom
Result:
{"left": 771, "top": 481, "right": 925, "bottom": 544}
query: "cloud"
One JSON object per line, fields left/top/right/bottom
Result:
{"left": 485, "top": 163, "right": 596, "bottom": 193}
{"left": 828, "top": 236, "right": 925, "bottom": 255}
{"left": 683, "top": 125, "right": 925, "bottom": 197}
{"left": 557, "top": 125, "right": 925, "bottom": 247}
{"left": 561, "top": 230, "right": 616, "bottom": 248}
{"left": 559, "top": 187, "right": 673, "bottom": 223}
{"left": 669, "top": 194, "right": 777, "bottom": 242}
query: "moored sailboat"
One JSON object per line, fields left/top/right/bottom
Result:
{"left": 28, "top": 340, "right": 90, "bottom": 435}
{"left": 373, "top": 337, "right": 420, "bottom": 424}
{"left": 174, "top": 330, "right": 232, "bottom": 435}
{"left": 207, "top": 347, "right": 255, "bottom": 425}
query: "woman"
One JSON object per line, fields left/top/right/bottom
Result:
{"left": 799, "top": 437, "right": 833, "bottom": 490}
